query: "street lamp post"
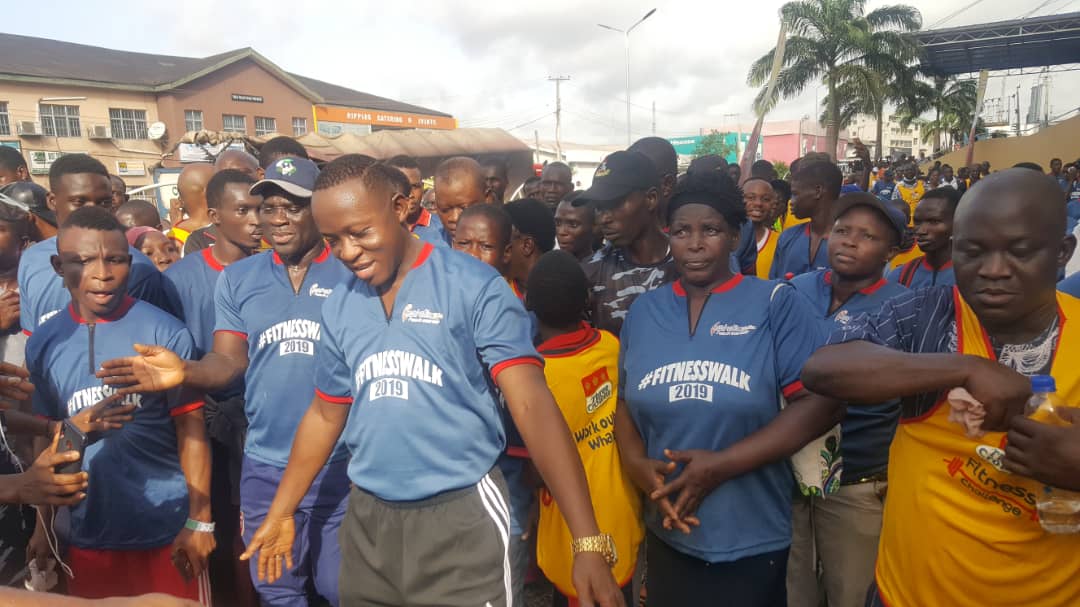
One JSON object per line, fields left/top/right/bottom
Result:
{"left": 598, "top": 8, "right": 657, "bottom": 146}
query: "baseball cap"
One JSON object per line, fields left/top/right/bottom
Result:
{"left": 0, "top": 181, "right": 54, "bottom": 226}
{"left": 250, "top": 156, "right": 319, "bottom": 198}
{"left": 573, "top": 151, "right": 658, "bottom": 207}
{"left": 832, "top": 192, "right": 907, "bottom": 245}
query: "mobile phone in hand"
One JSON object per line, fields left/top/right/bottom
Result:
{"left": 55, "top": 420, "right": 87, "bottom": 475}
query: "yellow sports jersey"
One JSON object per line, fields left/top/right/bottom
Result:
{"left": 755, "top": 228, "right": 778, "bottom": 279}
{"left": 889, "top": 243, "right": 922, "bottom": 269}
{"left": 894, "top": 181, "right": 925, "bottom": 225}
{"left": 535, "top": 325, "right": 642, "bottom": 597}
{"left": 876, "top": 289, "right": 1080, "bottom": 606}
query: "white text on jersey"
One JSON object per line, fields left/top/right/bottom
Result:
{"left": 256, "top": 319, "right": 322, "bottom": 351}
{"left": 67, "top": 385, "right": 142, "bottom": 417}
{"left": 637, "top": 360, "right": 751, "bottom": 393}
{"left": 355, "top": 349, "right": 445, "bottom": 398}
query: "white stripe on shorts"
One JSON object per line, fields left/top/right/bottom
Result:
{"left": 197, "top": 570, "right": 212, "bottom": 606}
{"left": 477, "top": 474, "right": 512, "bottom": 607}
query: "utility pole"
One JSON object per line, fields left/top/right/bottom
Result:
{"left": 548, "top": 76, "right": 570, "bottom": 161}
{"left": 652, "top": 101, "right": 656, "bottom": 135}
{"left": 534, "top": 129, "right": 541, "bottom": 164}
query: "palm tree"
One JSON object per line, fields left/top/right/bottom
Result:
{"left": 748, "top": 0, "right": 922, "bottom": 161}
{"left": 896, "top": 74, "right": 978, "bottom": 153}
{"left": 819, "top": 60, "right": 919, "bottom": 159}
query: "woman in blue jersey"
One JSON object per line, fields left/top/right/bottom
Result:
{"left": 614, "top": 170, "right": 842, "bottom": 606}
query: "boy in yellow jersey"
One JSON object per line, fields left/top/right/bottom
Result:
{"left": 526, "top": 251, "right": 642, "bottom": 607}
{"left": 743, "top": 178, "right": 779, "bottom": 279}
{"left": 803, "top": 169, "right": 1080, "bottom": 607}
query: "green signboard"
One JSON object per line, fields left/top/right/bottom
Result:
{"left": 667, "top": 133, "right": 751, "bottom": 164}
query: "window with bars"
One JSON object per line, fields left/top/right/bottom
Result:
{"left": 292, "top": 117, "right": 307, "bottom": 136}
{"left": 0, "top": 103, "right": 9, "bottom": 136}
{"left": 254, "top": 117, "right": 276, "bottom": 136}
{"left": 222, "top": 114, "right": 246, "bottom": 134}
{"left": 109, "top": 108, "right": 148, "bottom": 140}
{"left": 39, "top": 104, "right": 81, "bottom": 138}
{"left": 185, "top": 110, "right": 203, "bottom": 132}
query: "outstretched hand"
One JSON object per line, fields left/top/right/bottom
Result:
{"left": 96, "top": 344, "right": 185, "bottom": 395}
{"left": 239, "top": 515, "right": 296, "bottom": 585}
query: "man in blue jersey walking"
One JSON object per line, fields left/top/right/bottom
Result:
{"left": 241, "top": 158, "right": 625, "bottom": 606}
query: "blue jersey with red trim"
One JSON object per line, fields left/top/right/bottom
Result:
{"left": 620, "top": 275, "right": 820, "bottom": 562}
{"left": 410, "top": 208, "right": 450, "bottom": 247}
{"left": 789, "top": 269, "right": 908, "bottom": 478}
{"left": 27, "top": 298, "right": 200, "bottom": 550}
{"left": 314, "top": 243, "right": 542, "bottom": 501}
{"left": 164, "top": 247, "right": 243, "bottom": 400}
{"left": 768, "top": 224, "right": 830, "bottom": 280}
{"left": 214, "top": 247, "right": 351, "bottom": 467}
{"left": 18, "top": 236, "right": 173, "bottom": 334}
{"left": 886, "top": 256, "right": 956, "bottom": 289}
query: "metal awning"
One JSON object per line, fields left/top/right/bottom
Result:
{"left": 916, "top": 12, "right": 1080, "bottom": 75}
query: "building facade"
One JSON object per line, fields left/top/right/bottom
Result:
{"left": 0, "top": 33, "right": 453, "bottom": 191}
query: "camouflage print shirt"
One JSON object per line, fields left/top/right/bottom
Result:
{"left": 581, "top": 244, "right": 678, "bottom": 337}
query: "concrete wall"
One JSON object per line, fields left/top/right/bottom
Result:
{"left": 931, "top": 115, "right": 1080, "bottom": 171}
{"left": 0, "top": 82, "right": 161, "bottom": 188}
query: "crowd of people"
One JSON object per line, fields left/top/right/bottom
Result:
{"left": 0, "top": 133, "right": 1077, "bottom": 607}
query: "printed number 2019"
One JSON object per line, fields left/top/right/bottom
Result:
{"left": 371, "top": 378, "right": 408, "bottom": 401}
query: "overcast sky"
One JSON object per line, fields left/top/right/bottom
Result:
{"left": 8, "top": 0, "right": 1077, "bottom": 144}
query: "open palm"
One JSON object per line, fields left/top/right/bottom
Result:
{"left": 97, "top": 344, "right": 186, "bottom": 394}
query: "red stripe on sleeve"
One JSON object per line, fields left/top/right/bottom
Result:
{"left": 315, "top": 389, "right": 352, "bottom": 405}
{"left": 21, "top": 329, "right": 31, "bottom": 337}
{"left": 213, "top": 330, "right": 248, "bottom": 340}
{"left": 782, "top": 380, "right": 805, "bottom": 399}
{"left": 170, "top": 401, "right": 205, "bottom": 417}
{"left": 490, "top": 357, "right": 543, "bottom": 381}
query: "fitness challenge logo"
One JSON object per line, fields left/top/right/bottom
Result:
{"left": 942, "top": 435, "right": 1039, "bottom": 521}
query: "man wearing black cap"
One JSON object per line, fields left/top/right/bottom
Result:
{"left": 786, "top": 193, "right": 908, "bottom": 607}
{"left": 0, "top": 181, "right": 55, "bottom": 242}
{"left": 577, "top": 151, "right": 677, "bottom": 336}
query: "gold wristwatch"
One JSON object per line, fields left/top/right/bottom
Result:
{"left": 571, "top": 533, "right": 618, "bottom": 567}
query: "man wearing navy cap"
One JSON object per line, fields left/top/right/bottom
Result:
{"left": 786, "top": 192, "right": 908, "bottom": 607}
{"left": 575, "top": 151, "right": 677, "bottom": 336}
{"left": 98, "top": 155, "right": 354, "bottom": 606}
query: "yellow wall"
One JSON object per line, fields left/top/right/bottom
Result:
{"left": 0, "top": 82, "right": 162, "bottom": 188}
{"left": 932, "top": 115, "right": 1080, "bottom": 171}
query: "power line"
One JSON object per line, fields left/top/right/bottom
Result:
{"left": 1020, "top": 0, "right": 1060, "bottom": 18}
{"left": 928, "top": 0, "right": 988, "bottom": 29}
{"left": 505, "top": 113, "right": 554, "bottom": 132}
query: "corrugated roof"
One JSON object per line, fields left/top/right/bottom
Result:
{"left": 290, "top": 74, "right": 450, "bottom": 118}
{"left": 0, "top": 32, "right": 450, "bottom": 118}
{"left": 0, "top": 32, "right": 235, "bottom": 87}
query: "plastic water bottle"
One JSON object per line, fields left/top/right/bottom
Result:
{"left": 1026, "top": 375, "right": 1080, "bottom": 534}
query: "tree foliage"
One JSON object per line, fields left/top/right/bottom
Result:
{"left": 692, "top": 130, "right": 736, "bottom": 160}
{"left": 747, "top": 0, "right": 922, "bottom": 160}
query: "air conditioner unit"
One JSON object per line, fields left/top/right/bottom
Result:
{"left": 17, "top": 121, "right": 40, "bottom": 136}
{"left": 87, "top": 125, "right": 111, "bottom": 139}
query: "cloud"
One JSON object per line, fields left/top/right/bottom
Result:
{"left": 7, "top": 0, "right": 1078, "bottom": 145}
